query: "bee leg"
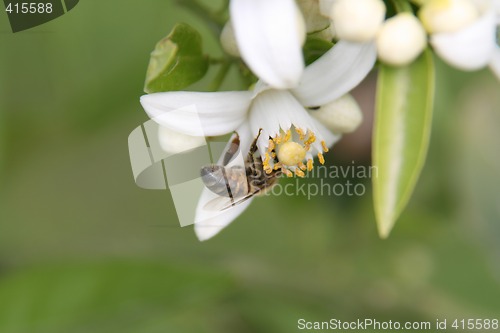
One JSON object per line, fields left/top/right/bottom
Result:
{"left": 247, "top": 129, "right": 265, "bottom": 185}
{"left": 247, "top": 128, "right": 263, "bottom": 157}
{"left": 222, "top": 133, "right": 241, "bottom": 166}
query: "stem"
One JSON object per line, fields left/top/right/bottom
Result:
{"left": 390, "top": 0, "right": 413, "bottom": 13}
{"left": 207, "top": 61, "right": 231, "bottom": 92}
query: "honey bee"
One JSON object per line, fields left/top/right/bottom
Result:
{"left": 200, "top": 129, "right": 281, "bottom": 211}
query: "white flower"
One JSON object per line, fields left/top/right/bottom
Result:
{"left": 141, "top": 41, "right": 377, "bottom": 241}
{"left": 426, "top": 0, "right": 500, "bottom": 78}
{"left": 376, "top": 13, "right": 427, "bottom": 66}
{"left": 229, "top": 0, "right": 306, "bottom": 89}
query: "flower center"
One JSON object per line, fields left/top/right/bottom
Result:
{"left": 277, "top": 142, "right": 306, "bottom": 166}
{"left": 262, "top": 127, "right": 329, "bottom": 178}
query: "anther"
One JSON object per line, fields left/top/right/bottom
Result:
{"left": 295, "top": 128, "right": 306, "bottom": 141}
{"left": 307, "top": 159, "right": 314, "bottom": 171}
{"left": 318, "top": 152, "right": 325, "bottom": 165}
{"left": 321, "top": 140, "right": 329, "bottom": 152}
{"left": 295, "top": 168, "right": 305, "bottom": 178}
{"left": 284, "top": 129, "right": 291, "bottom": 142}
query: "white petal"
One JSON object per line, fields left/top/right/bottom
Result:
{"left": 292, "top": 41, "right": 377, "bottom": 107}
{"left": 490, "top": 48, "right": 500, "bottom": 80}
{"left": 158, "top": 126, "right": 206, "bottom": 154}
{"left": 249, "top": 90, "right": 335, "bottom": 155}
{"left": 140, "top": 91, "right": 252, "bottom": 137}
{"left": 230, "top": 0, "right": 305, "bottom": 88}
{"left": 194, "top": 191, "right": 254, "bottom": 241}
{"left": 194, "top": 124, "right": 254, "bottom": 241}
{"left": 431, "top": 10, "right": 497, "bottom": 70}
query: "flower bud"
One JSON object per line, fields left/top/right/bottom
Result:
{"left": 310, "top": 94, "right": 363, "bottom": 134}
{"left": 158, "top": 126, "right": 206, "bottom": 154}
{"left": 329, "top": 0, "right": 386, "bottom": 42}
{"left": 220, "top": 21, "right": 240, "bottom": 57}
{"left": 419, "top": 0, "right": 479, "bottom": 33}
{"left": 376, "top": 13, "right": 427, "bottom": 66}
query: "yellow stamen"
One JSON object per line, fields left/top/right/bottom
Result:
{"left": 268, "top": 139, "right": 275, "bottom": 152}
{"left": 298, "top": 162, "right": 307, "bottom": 171}
{"left": 263, "top": 153, "right": 271, "bottom": 173}
{"left": 318, "top": 152, "right": 325, "bottom": 165}
{"left": 295, "top": 127, "right": 305, "bottom": 141}
{"left": 283, "top": 169, "right": 293, "bottom": 178}
{"left": 283, "top": 129, "right": 291, "bottom": 142}
{"left": 304, "top": 132, "right": 316, "bottom": 145}
{"left": 321, "top": 140, "right": 329, "bottom": 153}
{"left": 273, "top": 162, "right": 282, "bottom": 170}
{"left": 295, "top": 168, "right": 305, "bottom": 178}
{"left": 307, "top": 159, "right": 314, "bottom": 171}
{"left": 274, "top": 135, "right": 281, "bottom": 145}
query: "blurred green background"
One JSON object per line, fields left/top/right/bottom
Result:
{"left": 1, "top": 1, "right": 499, "bottom": 332}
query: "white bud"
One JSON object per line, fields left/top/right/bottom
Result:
{"left": 419, "top": 0, "right": 479, "bottom": 33}
{"left": 310, "top": 94, "right": 363, "bottom": 134}
{"left": 296, "top": 0, "right": 331, "bottom": 33}
{"left": 376, "top": 13, "right": 427, "bottom": 66}
{"left": 220, "top": 21, "right": 240, "bottom": 57}
{"left": 158, "top": 126, "right": 206, "bottom": 154}
{"left": 329, "top": 0, "right": 386, "bottom": 42}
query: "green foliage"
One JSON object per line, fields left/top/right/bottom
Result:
{"left": 144, "top": 23, "right": 209, "bottom": 93}
{"left": 372, "top": 49, "right": 435, "bottom": 238}
{"left": 0, "top": 262, "right": 233, "bottom": 333}
{"left": 303, "top": 37, "right": 333, "bottom": 66}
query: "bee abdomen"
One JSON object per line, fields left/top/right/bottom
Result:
{"left": 200, "top": 165, "right": 248, "bottom": 198}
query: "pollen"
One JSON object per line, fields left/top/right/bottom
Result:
{"left": 277, "top": 142, "right": 307, "bottom": 167}
{"left": 263, "top": 153, "right": 272, "bottom": 173}
{"left": 283, "top": 169, "right": 293, "bottom": 178}
{"left": 268, "top": 139, "right": 275, "bottom": 152}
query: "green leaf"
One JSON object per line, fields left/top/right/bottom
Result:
{"left": 372, "top": 49, "right": 435, "bottom": 238}
{"left": 303, "top": 37, "right": 333, "bottom": 66}
{"left": 144, "top": 23, "right": 209, "bottom": 93}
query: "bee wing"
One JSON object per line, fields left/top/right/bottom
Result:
{"left": 203, "top": 190, "right": 259, "bottom": 212}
